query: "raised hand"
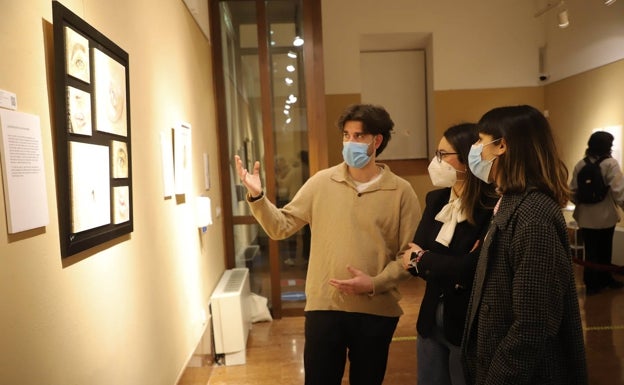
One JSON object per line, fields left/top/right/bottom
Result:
{"left": 234, "top": 155, "right": 263, "bottom": 197}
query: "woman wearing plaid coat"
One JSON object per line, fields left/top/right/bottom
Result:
{"left": 462, "top": 105, "right": 588, "bottom": 385}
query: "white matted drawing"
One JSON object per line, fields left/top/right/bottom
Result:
{"left": 69, "top": 141, "right": 110, "bottom": 233}
{"left": 67, "top": 86, "right": 92, "bottom": 135}
{"left": 111, "top": 140, "right": 128, "bottom": 178}
{"left": 113, "top": 185, "right": 130, "bottom": 224}
{"left": 94, "top": 48, "right": 127, "bottom": 137}
{"left": 65, "top": 26, "right": 90, "bottom": 83}
{"left": 174, "top": 122, "right": 192, "bottom": 195}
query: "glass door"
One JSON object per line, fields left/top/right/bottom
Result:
{"left": 211, "top": 0, "right": 325, "bottom": 318}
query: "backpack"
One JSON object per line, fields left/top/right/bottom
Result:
{"left": 576, "top": 156, "right": 609, "bottom": 204}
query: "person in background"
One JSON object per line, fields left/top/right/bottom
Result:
{"left": 235, "top": 103, "right": 421, "bottom": 385}
{"left": 570, "top": 131, "right": 624, "bottom": 295}
{"left": 402, "top": 123, "right": 496, "bottom": 385}
{"left": 462, "top": 105, "right": 587, "bottom": 385}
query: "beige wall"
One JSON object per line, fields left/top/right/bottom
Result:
{"left": 0, "top": 1, "right": 225, "bottom": 384}
{"left": 546, "top": 60, "right": 624, "bottom": 169}
{"left": 321, "top": 0, "right": 623, "bottom": 208}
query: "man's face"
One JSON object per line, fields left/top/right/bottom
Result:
{"left": 342, "top": 121, "right": 378, "bottom": 156}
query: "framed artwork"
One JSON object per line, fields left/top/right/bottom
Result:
{"left": 174, "top": 122, "right": 192, "bottom": 195}
{"left": 53, "top": 2, "right": 133, "bottom": 257}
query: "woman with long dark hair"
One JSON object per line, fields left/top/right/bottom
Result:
{"left": 462, "top": 105, "right": 587, "bottom": 385}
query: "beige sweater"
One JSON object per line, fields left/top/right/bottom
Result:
{"left": 249, "top": 163, "right": 421, "bottom": 317}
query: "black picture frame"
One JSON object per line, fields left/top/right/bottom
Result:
{"left": 52, "top": 1, "right": 133, "bottom": 257}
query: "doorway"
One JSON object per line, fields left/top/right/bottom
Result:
{"left": 210, "top": 0, "right": 326, "bottom": 318}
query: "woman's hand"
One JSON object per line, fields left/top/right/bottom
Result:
{"left": 402, "top": 242, "right": 423, "bottom": 270}
{"left": 234, "top": 155, "right": 263, "bottom": 197}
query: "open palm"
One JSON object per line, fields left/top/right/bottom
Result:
{"left": 234, "top": 155, "right": 263, "bottom": 197}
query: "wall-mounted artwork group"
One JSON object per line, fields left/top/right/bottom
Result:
{"left": 53, "top": 1, "right": 133, "bottom": 257}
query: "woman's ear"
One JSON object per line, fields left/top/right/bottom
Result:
{"left": 496, "top": 138, "right": 507, "bottom": 155}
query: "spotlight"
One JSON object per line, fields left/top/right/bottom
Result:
{"left": 558, "top": 9, "right": 569, "bottom": 28}
{"left": 604, "top": 0, "right": 616, "bottom": 5}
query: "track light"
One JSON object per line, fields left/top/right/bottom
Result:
{"left": 558, "top": 9, "right": 570, "bottom": 28}
{"left": 604, "top": 0, "right": 616, "bottom": 5}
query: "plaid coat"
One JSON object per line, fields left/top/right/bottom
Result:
{"left": 462, "top": 190, "right": 588, "bottom": 385}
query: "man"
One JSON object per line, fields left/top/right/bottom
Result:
{"left": 234, "top": 103, "right": 421, "bottom": 385}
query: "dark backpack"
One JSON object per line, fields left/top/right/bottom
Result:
{"left": 576, "top": 157, "right": 609, "bottom": 204}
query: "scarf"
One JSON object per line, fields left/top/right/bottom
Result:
{"left": 434, "top": 189, "right": 467, "bottom": 247}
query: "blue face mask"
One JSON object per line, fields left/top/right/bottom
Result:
{"left": 468, "top": 139, "right": 500, "bottom": 183}
{"left": 342, "top": 141, "right": 373, "bottom": 168}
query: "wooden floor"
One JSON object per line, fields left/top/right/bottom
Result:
{"left": 179, "top": 265, "right": 624, "bottom": 385}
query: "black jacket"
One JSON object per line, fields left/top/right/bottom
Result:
{"left": 463, "top": 190, "right": 587, "bottom": 385}
{"left": 412, "top": 188, "right": 496, "bottom": 346}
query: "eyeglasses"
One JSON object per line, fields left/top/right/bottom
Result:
{"left": 435, "top": 150, "right": 458, "bottom": 163}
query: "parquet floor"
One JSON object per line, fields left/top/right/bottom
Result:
{"left": 179, "top": 265, "right": 624, "bottom": 385}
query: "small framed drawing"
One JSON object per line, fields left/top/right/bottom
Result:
{"left": 53, "top": 2, "right": 133, "bottom": 257}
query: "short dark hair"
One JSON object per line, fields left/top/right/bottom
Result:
{"left": 477, "top": 105, "right": 570, "bottom": 207}
{"left": 336, "top": 104, "right": 394, "bottom": 156}
{"left": 586, "top": 131, "right": 614, "bottom": 158}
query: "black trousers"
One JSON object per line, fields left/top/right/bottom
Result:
{"left": 304, "top": 310, "right": 399, "bottom": 385}
{"left": 581, "top": 226, "right": 615, "bottom": 289}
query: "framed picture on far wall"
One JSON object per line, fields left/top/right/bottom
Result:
{"left": 53, "top": 1, "right": 133, "bottom": 258}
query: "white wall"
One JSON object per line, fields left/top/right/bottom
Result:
{"left": 322, "top": 0, "right": 543, "bottom": 93}
{"left": 322, "top": 0, "right": 624, "bottom": 94}
{"left": 0, "top": 0, "right": 225, "bottom": 384}
{"left": 544, "top": 0, "right": 624, "bottom": 83}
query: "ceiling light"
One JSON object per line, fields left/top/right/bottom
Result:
{"left": 284, "top": 77, "right": 293, "bottom": 85}
{"left": 293, "top": 36, "right": 304, "bottom": 46}
{"left": 286, "top": 65, "right": 295, "bottom": 72}
{"left": 287, "top": 51, "right": 297, "bottom": 59}
{"left": 558, "top": 9, "right": 569, "bottom": 28}
{"left": 604, "top": 0, "right": 616, "bottom": 5}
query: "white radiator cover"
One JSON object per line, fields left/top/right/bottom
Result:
{"left": 210, "top": 268, "right": 252, "bottom": 365}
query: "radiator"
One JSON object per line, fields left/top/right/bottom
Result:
{"left": 210, "top": 268, "right": 252, "bottom": 366}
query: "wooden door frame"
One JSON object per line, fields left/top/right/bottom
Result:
{"left": 209, "top": 0, "right": 326, "bottom": 319}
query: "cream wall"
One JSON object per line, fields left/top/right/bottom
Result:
{"left": 321, "top": 0, "right": 624, "bottom": 209}
{"left": 544, "top": 0, "right": 624, "bottom": 83}
{"left": 322, "top": 0, "right": 543, "bottom": 93}
{"left": 546, "top": 60, "right": 624, "bottom": 173}
{"left": 0, "top": 1, "right": 224, "bottom": 384}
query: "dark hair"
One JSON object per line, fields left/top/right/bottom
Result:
{"left": 444, "top": 123, "right": 496, "bottom": 223}
{"left": 336, "top": 104, "right": 394, "bottom": 156}
{"left": 586, "top": 131, "right": 614, "bottom": 158}
{"left": 478, "top": 105, "right": 570, "bottom": 207}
